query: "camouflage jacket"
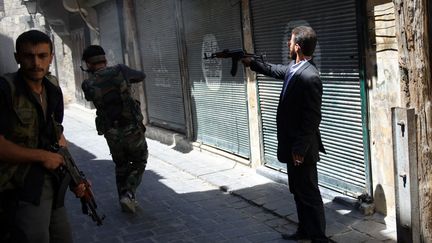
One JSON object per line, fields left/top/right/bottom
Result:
{"left": 0, "top": 71, "right": 63, "bottom": 195}
{"left": 81, "top": 64, "right": 145, "bottom": 134}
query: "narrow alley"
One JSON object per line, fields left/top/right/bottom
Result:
{"left": 63, "top": 104, "right": 297, "bottom": 243}
{"left": 63, "top": 104, "right": 396, "bottom": 243}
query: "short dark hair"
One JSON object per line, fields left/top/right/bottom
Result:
{"left": 82, "top": 45, "right": 106, "bottom": 63}
{"left": 16, "top": 30, "right": 53, "bottom": 53}
{"left": 292, "top": 26, "right": 317, "bottom": 56}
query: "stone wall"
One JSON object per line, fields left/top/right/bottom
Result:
{"left": 366, "top": 0, "right": 401, "bottom": 217}
{"left": 0, "top": 0, "right": 76, "bottom": 104}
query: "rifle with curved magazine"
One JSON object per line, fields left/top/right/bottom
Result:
{"left": 203, "top": 48, "right": 264, "bottom": 76}
{"left": 52, "top": 145, "right": 105, "bottom": 226}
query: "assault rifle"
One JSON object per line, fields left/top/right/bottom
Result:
{"left": 203, "top": 49, "right": 264, "bottom": 76}
{"left": 52, "top": 145, "right": 105, "bottom": 226}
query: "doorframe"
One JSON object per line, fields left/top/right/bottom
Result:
{"left": 356, "top": 0, "right": 373, "bottom": 196}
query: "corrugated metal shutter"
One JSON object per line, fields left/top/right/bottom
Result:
{"left": 181, "top": 0, "right": 250, "bottom": 157}
{"left": 96, "top": 1, "right": 123, "bottom": 65}
{"left": 251, "top": 0, "right": 369, "bottom": 196}
{"left": 133, "top": 0, "right": 186, "bottom": 132}
{"left": 70, "top": 28, "right": 90, "bottom": 108}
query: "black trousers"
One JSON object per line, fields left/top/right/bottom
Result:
{"left": 287, "top": 162, "right": 327, "bottom": 242}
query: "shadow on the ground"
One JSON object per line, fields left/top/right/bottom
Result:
{"left": 64, "top": 141, "right": 395, "bottom": 243}
{"left": 232, "top": 183, "right": 396, "bottom": 242}
{"left": 64, "top": 142, "right": 292, "bottom": 243}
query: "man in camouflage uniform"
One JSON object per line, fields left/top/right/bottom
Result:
{"left": 81, "top": 45, "right": 148, "bottom": 214}
{"left": 0, "top": 30, "right": 79, "bottom": 243}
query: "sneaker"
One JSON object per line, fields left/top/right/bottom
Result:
{"left": 120, "top": 191, "right": 138, "bottom": 213}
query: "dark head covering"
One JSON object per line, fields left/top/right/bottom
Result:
{"left": 82, "top": 45, "right": 106, "bottom": 64}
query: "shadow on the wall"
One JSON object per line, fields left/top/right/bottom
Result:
{"left": 0, "top": 33, "right": 18, "bottom": 75}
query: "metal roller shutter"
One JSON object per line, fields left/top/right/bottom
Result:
{"left": 181, "top": 0, "right": 250, "bottom": 157}
{"left": 70, "top": 28, "right": 89, "bottom": 108}
{"left": 134, "top": 0, "right": 186, "bottom": 132}
{"left": 96, "top": 1, "right": 123, "bottom": 65}
{"left": 251, "top": 0, "right": 369, "bottom": 196}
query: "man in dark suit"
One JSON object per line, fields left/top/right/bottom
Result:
{"left": 242, "top": 26, "right": 327, "bottom": 242}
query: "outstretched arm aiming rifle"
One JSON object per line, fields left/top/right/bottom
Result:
{"left": 203, "top": 49, "right": 264, "bottom": 76}
{"left": 51, "top": 145, "right": 105, "bottom": 226}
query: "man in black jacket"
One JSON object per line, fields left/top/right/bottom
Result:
{"left": 242, "top": 26, "right": 327, "bottom": 242}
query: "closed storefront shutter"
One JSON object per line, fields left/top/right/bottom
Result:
{"left": 134, "top": 0, "right": 186, "bottom": 132}
{"left": 181, "top": 0, "right": 250, "bottom": 157}
{"left": 70, "top": 28, "right": 89, "bottom": 108}
{"left": 96, "top": 1, "right": 123, "bottom": 65}
{"left": 251, "top": 0, "right": 369, "bottom": 196}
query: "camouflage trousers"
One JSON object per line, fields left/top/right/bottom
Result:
{"left": 104, "top": 124, "right": 148, "bottom": 198}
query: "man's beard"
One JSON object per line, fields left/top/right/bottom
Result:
{"left": 290, "top": 51, "right": 297, "bottom": 61}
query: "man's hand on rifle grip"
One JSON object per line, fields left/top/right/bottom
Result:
{"left": 40, "top": 151, "right": 64, "bottom": 170}
{"left": 58, "top": 134, "right": 68, "bottom": 147}
{"left": 73, "top": 181, "right": 89, "bottom": 198}
{"left": 241, "top": 57, "right": 253, "bottom": 67}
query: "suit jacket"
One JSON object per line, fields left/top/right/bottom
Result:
{"left": 250, "top": 59, "right": 325, "bottom": 165}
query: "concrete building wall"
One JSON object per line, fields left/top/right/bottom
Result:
{"left": 52, "top": 33, "right": 75, "bottom": 104}
{"left": 241, "top": 0, "right": 263, "bottom": 168}
{"left": 0, "top": 0, "right": 76, "bottom": 104}
{"left": 366, "top": 0, "right": 401, "bottom": 217}
{"left": 0, "top": 0, "right": 31, "bottom": 74}
{"left": 95, "top": 0, "right": 122, "bottom": 65}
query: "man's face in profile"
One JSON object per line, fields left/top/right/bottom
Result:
{"left": 288, "top": 34, "right": 297, "bottom": 60}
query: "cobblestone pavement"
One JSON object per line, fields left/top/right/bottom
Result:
{"left": 63, "top": 106, "right": 297, "bottom": 243}
{"left": 63, "top": 104, "right": 397, "bottom": 243}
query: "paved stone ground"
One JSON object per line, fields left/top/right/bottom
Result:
{"left": 65, "top": 149, "right": 294, "bottom": 243}
{"left": 63, "top": 104, "right": 397, "bottom": 242}
{"left": 63, "top": 105, "right": 296, "bottom": 243}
